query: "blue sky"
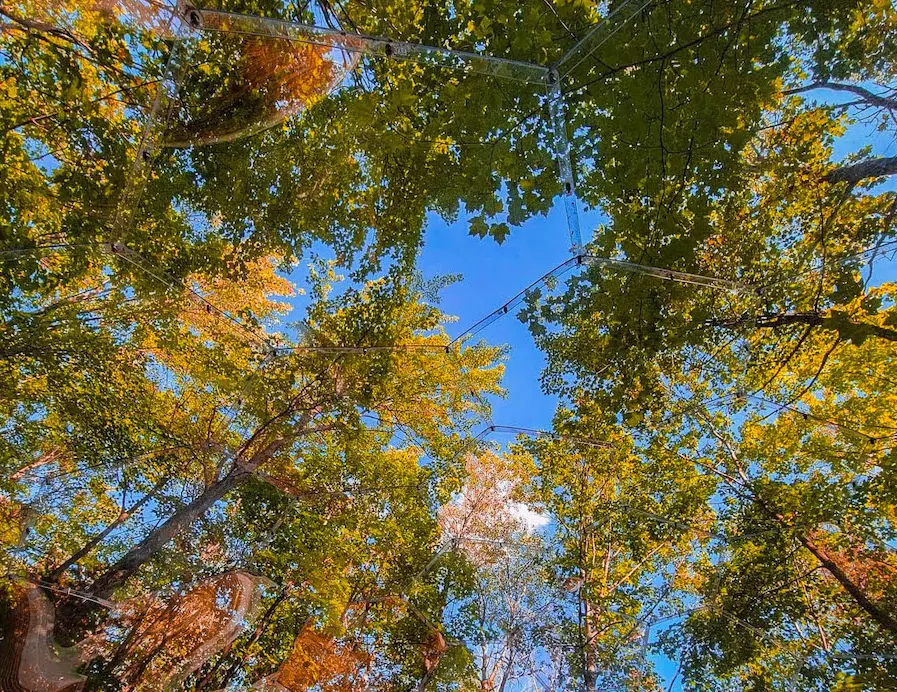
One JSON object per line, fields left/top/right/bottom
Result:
{"left": 417, "top": 204, "right": 690, "bottom": 688}
{"left": 415, "top": 87, "right": 897, "bottom": 439}
{"left": 418, "top": 204, "right": 572, "bottom": 431}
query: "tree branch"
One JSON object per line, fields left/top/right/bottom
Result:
{"left": 718, "top": 311, "right": 897, "bottom": 343}
{"left": 824, "top": 156, "right": 897, "bottom": 186}
{"left": 784, "top": 81, "right": 897, "bottom": 111}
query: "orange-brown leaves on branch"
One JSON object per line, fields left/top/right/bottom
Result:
{"left": 165, "top": 37, "right": 343, "bottom": 148}
{"left": 276, "top": 623, "right": 372, "bottom": 692}
{"left": 100, "top": 571, "right": 269, "bottom": 690}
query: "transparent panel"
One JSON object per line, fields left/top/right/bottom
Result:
{"left": 0, "top": 0, "right": 181, "bottom": 235}
{"left": 117, "top": 10, "right": 561, "bottom": 278}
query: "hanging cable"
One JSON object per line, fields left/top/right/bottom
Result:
{"left": 483, "top": 424, "right": 614, "bottom": 449}
{"left": 0, "top": 240, "right": 278, "bottom": 353}
{"left": 4, "top": 241, "right": 750, "bottom": 358}
{"left": 448, "top": 256, "right": 581, "bottom": 345}
{"left": 744, "top": 393, "right": 882, "bottom": 444}
{"left": 752, "top": 237, "right": 897, "bottom": 294}
{"left": 582, "top": 254, "right": 746, "bottom": 292}
{"left": 551, "top": 0, "right": 653, "bottom": 79}
{"left": 107, "top": 242, "right": 276, "bottom": 351}
{"left": 0, "top": 242, "right": 110, "bottom": 261}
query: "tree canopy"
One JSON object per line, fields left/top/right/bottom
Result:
{"left": 1, "top": 0, "right": 897, "bottom": 690}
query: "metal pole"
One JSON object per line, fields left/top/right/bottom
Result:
{"left": 191, "top": 7, "right": 550, "bottom": 85}
{"left": 548, "top": 69, "right": 583, "bottom": 252}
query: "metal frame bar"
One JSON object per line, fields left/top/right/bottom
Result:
{"left": 182, "top": 4, "right": 588, "bottom": 252}
{"left": 113, "top": 3, "right": 592, "bottom": 256}
{"left": 544, "top": 0, "right": 656, "bottom": 251}
{"left": 552, "top": 0, "right": 652, "bottom": 79}
{"left": 189, "top": 7, "right": 550, "bottom": 85}
{"left": 548, "top": 69, "right": 582, "bottom": 251}
{"left": 174, "top": 1, "right": 660, "bottom": 252}
{"left": 583, "top": 255, "right": 745, "bottom": 292}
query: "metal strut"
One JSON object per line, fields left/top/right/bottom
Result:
{"left": 116, "top": 4, "right": 586, "bottom": 251}
{"left": 544, "top": 0, "right": 655, "bottom": 253}
{"left": 189, "top": 7, "right": 550, "bottom": 85}
{"left": 552, "top": 0, "right": 653, "bottom": 80}
{"left": 185, "top": 5, "right": 588, "bottom": 251}
{"left": 548, "top": 69, "right": 583, "bottom": 252}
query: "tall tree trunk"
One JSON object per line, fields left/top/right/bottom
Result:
{"left": 9, "top": 448, "right": 62, "bottom": 481}
{"left": 785, "top": 81, "right": 897, "bottom": 111}
{"left": 796, "top": 533, "right": 897, "bottom": 636}
{"left": 88, "top": 470, "right": 247, "bottom": 600}
{"left": 824, "top": 156, "right": 897, "bottom": 185}
{"left": 45, "top": 478, "right": 166, "bottom": 583}
{"left": 580, "top": 551, "right": 598, "bottom": 692}
{"left": 702, "top": 442, "right": 897, "bottom": 639}
{"left": 582, "top": 596, "right": 599, "bottom": 691}
{"left": 86, "top": 436, "right": 284, "bottom": 600}
{"left": 747, "top": 491, "right": 897, "bottom": 637}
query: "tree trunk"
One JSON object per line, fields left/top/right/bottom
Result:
{"left": 824, "top": 156, "right": 897, "bottom": 185}
{"left": 797, "top": 533, "right": 897, "bottom": 636}
{"left": 45, "top": 478, "right": 166, "bottom": 583}
{"left": 0, "top": 5, "right": 89, "bottom": 49}
{"left": 86, "top": 436, "right": 285, "bottom": 600}
{"left": 705, "top": 444, "right": 897, "bottom": 639}
{"left": 88, "top": 470, "right": 247, "bottom": 600}
{"left": 581, "top": 561, "right": 598, "bottom": 692}
{"left": 785, "top": 81, "right": 897, "bottom": 111}
{"left": 583, "top": 600, "right": 598, "bottom": 691}
{"left": 748, "top": 492, "right": 897, "bottom": 637}
{"left": 9, "top": 448, "right": 62, "bottom": 481}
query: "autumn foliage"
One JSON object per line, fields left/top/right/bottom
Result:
{"left": 275, "top": 625, "right": 372, "bottom": 691}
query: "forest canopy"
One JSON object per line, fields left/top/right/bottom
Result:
{"left": 1, "top": 0, "right": 896, "bottom": 690}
